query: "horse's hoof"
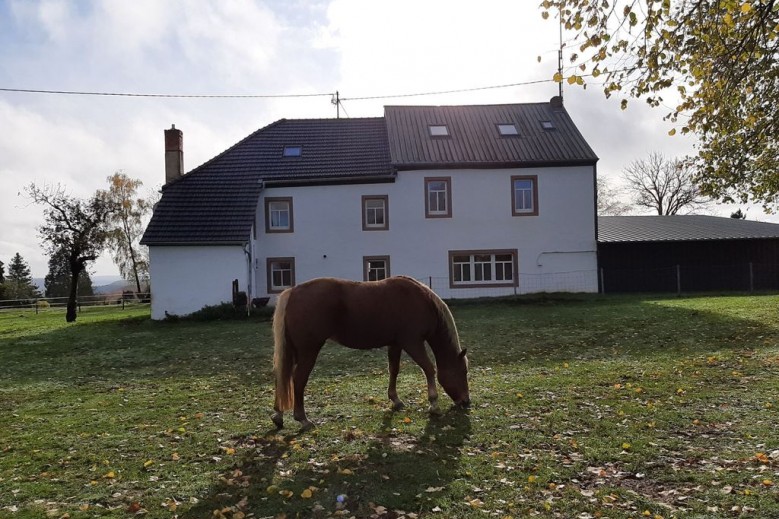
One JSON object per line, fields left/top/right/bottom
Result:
{"left": 298, "top": 420, "right": 315, "bottom": 432}
{"left": 271, "top": 412, "right": 284, "bottom": 429}
{"left": 428, "top": 405, "right": 443, "bottom": 416}
{"left": 391, "top": 401, "right": 405, "bottom": 412}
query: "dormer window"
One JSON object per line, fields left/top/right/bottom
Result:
{"left": 497, "top": 123, "right": 519, "bottom": 136}
{"left": 428, "top": 125, "right": 450, "bottom": 137}
{"left": 540, "top": 121, "right": 555, "bottom": 130}
{"left": 283, "top": 145, "right": 302, "bottom": 157}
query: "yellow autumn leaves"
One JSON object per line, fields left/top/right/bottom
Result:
{"left": 552, "top": 72, "right": 585, "bottom": 86}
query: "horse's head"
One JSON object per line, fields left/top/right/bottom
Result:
{"left": 438, "top": 348, "right": 470, "bottom": 408}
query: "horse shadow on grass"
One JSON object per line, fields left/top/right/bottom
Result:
{"left": 181, "top": 407, "right": 472, "bottom": 518}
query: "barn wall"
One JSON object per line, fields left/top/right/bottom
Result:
{"left": 598, "top": 239, "right": 779, "bottom": 292}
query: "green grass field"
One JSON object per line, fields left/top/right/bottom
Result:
{"left": 1, "top": 295, "right": 778, "bottom": 518}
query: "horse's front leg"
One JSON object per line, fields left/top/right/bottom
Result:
{"left": 387, "top": 345, "right": 404, "bottom": 411}
{"left": 402, "top": 341, "right": 441, "bottom": 416}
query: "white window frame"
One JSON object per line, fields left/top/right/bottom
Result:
{"left": 265, "top": 197, "right": 294, "bottom": 233}
{"left": 362, "top": 195, "right": 389, "bottom": 231}
{"left": 449, "top": 250, "right": 518, "bottom": 288}
{"left": 425, "top": 177, "right": 452, "bottom": 218}
{"left": 364, "top": 256, "right": 390, "bottom": 281}
{"left": 267, "top": 257, "right": 295, "bottom": 293}
{"left": 511, "top": 176, "right": 538, "bottom": 216}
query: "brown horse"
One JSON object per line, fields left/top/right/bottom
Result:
{"left": 271, "top": 276, "right": 470, "bottom": 430}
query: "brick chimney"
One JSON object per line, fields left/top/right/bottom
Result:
{"left": 164, "top": 124, "right": 183, "bottom": 184}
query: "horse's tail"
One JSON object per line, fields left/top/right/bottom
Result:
{"left": 272, "top": 289, "right": 294, "bottom": 412}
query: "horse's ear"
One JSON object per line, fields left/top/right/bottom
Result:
{"left": 459, "top": 348, "right": 467, "bottom": 359}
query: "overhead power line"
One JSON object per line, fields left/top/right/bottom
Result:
{"left": 0, "top": 77, "right": 556, "bottom": 102}
{"left": 0, "top": 87, "right": 332, "bottom": 99}
{"left": 341, "top": 79, "right": 553, "bottom": 101}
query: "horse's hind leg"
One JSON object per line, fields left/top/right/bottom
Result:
{"left": 387, "top": 345, "right": 404, "bottom": 411}
{"left": 292, "top": 345, "right": 321, "bottom": 431}
{"left": 271, "top": 403, "right": 284, "bottom": 429}
{"left": 402, "top": 341, "right": 441, "bottom": 416}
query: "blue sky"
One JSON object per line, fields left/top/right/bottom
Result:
{"left": 1, "top": 0, "right": 748, "bottom": 278}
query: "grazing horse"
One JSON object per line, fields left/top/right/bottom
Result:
{"left": 271, "top": 276, "right": 470, "bottom": 430}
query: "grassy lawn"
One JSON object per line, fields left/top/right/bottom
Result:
{"left": 1, "top": 295, "right": 778, "bottom": 519}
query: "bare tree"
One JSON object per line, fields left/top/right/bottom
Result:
{"left": 622, "top": 153, "right": 709, "bottom": 215}
{"left": 597, "top": 177, "right": 631, "bottom": 216}
{"left": 27, "top": 184, "right": 117, "bottom": 322}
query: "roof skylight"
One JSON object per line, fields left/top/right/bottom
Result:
{"left": 283, "top": 145, "right": 302, "bottom": 157}
{"left": 540, "top": 121, "right": 555, "bottom": 130}
{"left": 498, "top": 123, "right": 519, "bottom": 136}
{"left": 428, "top": 125, "right": 450, "bottom": 137}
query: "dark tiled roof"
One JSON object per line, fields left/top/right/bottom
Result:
{"left": 598, "top": 215, "right": 779, "bottom": 243}
{"left": 141, "top": 118, "right": 393, "bottom": 245}
{"left": 142, "top": 104, "right": 598, "bottom": 246}
{"left": 385, "top": 102, "right": 598, "bottom": 168}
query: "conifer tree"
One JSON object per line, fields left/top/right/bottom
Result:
{"left": 44, "top": 248, "right": 94, "bottom": 299}
{"left": 0, "top": 259, "right": 6, "bottom": 299}
{"left": 5, "top": 253, "right": 41, "bottom": 300}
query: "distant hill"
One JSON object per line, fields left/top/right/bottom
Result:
{"left": 32, "top": 276, "right": 130, "bottom": 296}
{"left": 94, "top": 279, "right": 132, "bottom": 295}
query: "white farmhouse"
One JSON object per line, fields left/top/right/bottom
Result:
{"left": 141, "top": 98, "right": 599, "bottom": 319}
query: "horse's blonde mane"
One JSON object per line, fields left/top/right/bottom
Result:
{"left": 432, "top": 292, "right": 462, "bottom": 352}
{"left": 403, "top": 277, "right": 462, "bottom": 354}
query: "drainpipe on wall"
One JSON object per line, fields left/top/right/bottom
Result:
{"left": 243, "top": 242, "right": 252, "bottom": 316}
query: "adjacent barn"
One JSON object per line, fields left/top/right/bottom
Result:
{"left": 598, "top": 215, "right": 779, "bottom": 293}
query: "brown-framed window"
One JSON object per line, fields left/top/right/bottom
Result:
{"left": 265, "top": 197, "right": 294, "bottom": 233}
{"left": 448, "top": 249, "right": 518, "bottom": 289}
{"left": 511, "top": 175, "right": 539, "bottom": 216}
{"left": 362, "top": 195, "right": 389, "bottom": 231}
{"left": 266, "top": 257, "right": 295, "bottom": 293}
{"left": 363, "top": 256, "right": 390, "bottom": 281}
{"left": 425, "top": 177, "right": 452, "bottom": 218}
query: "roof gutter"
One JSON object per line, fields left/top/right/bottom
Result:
{"left": 261, "top": 173, "right": 396, "bottom": 188}
{"left": 393, "top": 159, "right": 598, "bottom": 171}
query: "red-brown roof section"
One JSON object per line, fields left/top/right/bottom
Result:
{"left": 384, "top": 102, "right": 598, "bottom": 169}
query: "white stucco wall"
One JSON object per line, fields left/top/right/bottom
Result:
{"left": 148, "top": 245, "right": 248, "bottom": 319}
{"left": 255, "top": 165, "right": 597, "bottom": 301}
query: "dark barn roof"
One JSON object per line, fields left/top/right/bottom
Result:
{"left": 598, "top": 215, "right": 779, "bottom": 243}
{"left": 385, "top": 103, "right": 598, "bottom": 169}
{"left": 141, "top": 118, "right": 393, "bottom": 245}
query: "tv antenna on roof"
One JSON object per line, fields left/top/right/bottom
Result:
{"left": 557, "top": 8, "right": 564, "bottom": 100}
{"left": 331, "top": 90, "right": 341, "bottom": 119}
